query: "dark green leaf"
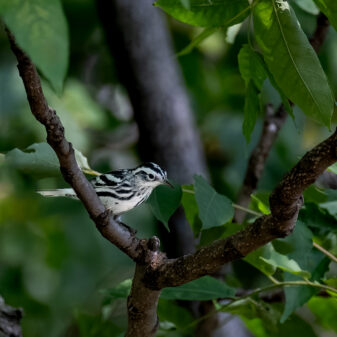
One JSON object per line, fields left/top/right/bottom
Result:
{"left": 147, "top": 183, "right": 182, "bottom": 231}
{"left": 158, "top": 299, "right": 195, "bottom": 333}
{"left": 181, "top": 185, "right": 202, "bottom": 236}
{"left": 155, "top": 0, "right": 250, "bottom": 27}
{"left": 253, "top": 0, "right": 334, "bottom": 127}
{"left": 161, "top": 276, "right": 236, "bottom": 300}
{"left": 0, "top": 0, "right": 69, "bottom": 93}
{"left": 199, "top": 222, "right": 240, "bottom": 246}
{"left": 238, "top": 44, "right": 268, "bottom": 90}
{"left": 194, "top": 175, "right": 234, "bottom": 229}
{"left": 319, "top": 200, "right": 337, "bottom": 218}
{"left": 281, "top": 251, "right": 329, "bottom": 322}
{"left": 314, "top": 0, "right": 337, "bottom": 32}
{"left": 299, "top": 203, "right": 337, "bottom": 231}
{"left": 242, "top": 81, "right": 261, "bottom": 143}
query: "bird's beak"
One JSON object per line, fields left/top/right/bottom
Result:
{"left": 163, "top": 179, "right": 174, "bottom": 188}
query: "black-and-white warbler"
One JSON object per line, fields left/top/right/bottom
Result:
{"left": 38, "top": 162, "right": 172, "bottom": 215}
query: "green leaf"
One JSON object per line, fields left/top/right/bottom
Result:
{"left": 299, "top": 203, "right": 337, "bottom": 231}
{"left": 161, "top": 276, "right": 236, "bottom": 300}
{"left": 319, "top": 200, "right": 337, "bottom": 218}
{"left": 242, "top": 81, "right": 261, "bottom": 143}
{"left": 238, "top": 45, "right": 267, "bottom": 143}
{"left": 199, "top": 220, "right": 241, "bottom": 246}
{"left": 0, "top": 0, "right": 69, "bottom": 93}
{"left": 238, "top": 45, "right": 268, "bottom": 90}
{"left": 194, "top": 175, "right": 234, "bottom": 230}
{"left": 147, "top": 183, "right": 182, "bottom": 231}
{"left": 251, "top": 193, "right": 270, "bottom": 215}
{"left": 158, "top": 299, "right": 194, "bottom": 333}
{"left": 260, "top": 251, "right": 310, "bottom": 278}
{"left": 222, "top": 298, "right": 280, "bottom": 331}
{"left": 177, "top": 27, "right": 218, "bottom": 56}
{"left": 155, "top": 0, "right": 250, "bottom": 27}
{"left": 181, "top": 185, "right": 202, "bottom": 236}
{"left": 104, "top": 279, "right": 132, "bottom": 301}
{"left": 253, "top": 0, "right": 334, "bottom": 127}
{"left": 5, "top": 143, "right": 94, "bottom": 178}
{"left": 281, "top": 252, "right": 329, "bottom": 322}
{"left": 314, "top": 0, "right": 337, "bottom": 32}
{"left": 244, "top": 244, "right": 277, "bottom": 276}
{"left": 292, "top": 0, "right": 319, "bottom": 14}
{"left": 280, "top": 221, "right": 329, "bottom": 322}
{"left": 245, "top": 237, "right": 311, "bottom": 278}
{"left": 179, "top": 0, "right": 191, "bottom": 10}
{"left": 308, "top": 297, "right": 337, "bottom": 333}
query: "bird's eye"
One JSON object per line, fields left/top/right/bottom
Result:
{"left": 148, "top": 173, "right": 155, "bottom": 180}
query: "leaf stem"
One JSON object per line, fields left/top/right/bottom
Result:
{"left": 313, "top": 242, "right": 337, "bottom": 264}
{"left": 232, "top": 203, "right": 262, "bottom": 217}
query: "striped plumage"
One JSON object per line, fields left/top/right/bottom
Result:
{"left": 38, "top": 162, "right": 172, "bottom": 215}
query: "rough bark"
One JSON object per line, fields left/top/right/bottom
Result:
{"left": 0, "top": 296, "right": 23, "bottom": 337}
{"left": 235, "top": 12, "right": 330, "bottom": 223}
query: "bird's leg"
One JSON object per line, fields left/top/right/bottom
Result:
{"left": 111, "top": 213, "right": 137, "bottom": 236}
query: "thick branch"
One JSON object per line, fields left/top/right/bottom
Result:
{"left": 235, "top": 12, "right": 330, "bottom": 223}
{"left": 5, "top": 29, "right": 145, "bottom": 261}
{"left": 0, "top": 297, "right": 23, "bottom": 337}
{"left": 145, "top": 130, "right": 337, "bottom": 288}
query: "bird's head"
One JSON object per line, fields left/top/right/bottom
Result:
{"left": 133, "top": 162, "right": 173, "bottom": 190}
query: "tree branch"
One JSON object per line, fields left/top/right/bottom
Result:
{"left": 5, "top": 28, "right": 148, "bottom": 262}
{"left": 235, "top": 12, "right": 330, "bottom": 223}
{"left": 145, "top": 129, "right": 337, "bottom": 288}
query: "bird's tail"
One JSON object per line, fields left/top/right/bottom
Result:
{"left": 37, "top": 188, "right": 77, "bottom": 199}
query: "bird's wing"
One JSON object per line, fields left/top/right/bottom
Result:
{"left": 90, "top": 169, "right": 130, "bottom": 189}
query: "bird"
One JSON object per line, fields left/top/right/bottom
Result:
{"left": 37, "top": 162, "right": 173, "bottom": 216}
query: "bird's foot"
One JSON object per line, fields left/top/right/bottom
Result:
{"left": 112, "top": 214, "right": 137, "bottom": 236}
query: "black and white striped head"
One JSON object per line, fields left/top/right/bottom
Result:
{"left": 133, "top": 162, "right": 172, "bottom": 189}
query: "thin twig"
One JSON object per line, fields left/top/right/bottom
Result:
{"left": 313, "top": 242, "right": 337, "bottom": 264}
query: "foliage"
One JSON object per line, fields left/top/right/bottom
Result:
{"left": 1, "top": 0, "right": 337, "bottom": 336}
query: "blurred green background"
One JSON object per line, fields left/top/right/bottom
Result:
{"left": 1, "top": 0, "right": 337, "bottom": 336}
